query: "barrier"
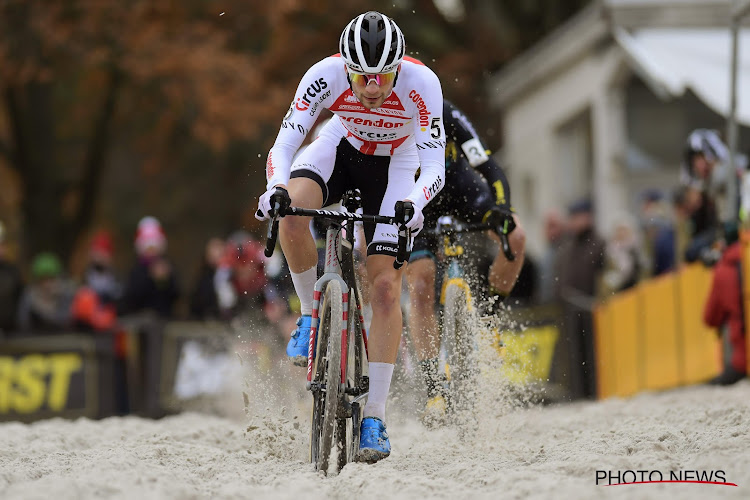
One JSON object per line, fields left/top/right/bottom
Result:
{"left": 0, "top": 334, "right": 117, "bottom": 422}
{"left": 594, "top": 263, "right": 721, "bottom": 400}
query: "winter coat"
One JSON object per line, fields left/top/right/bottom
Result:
{"left": 703, "top": 242, "right": 747, "bottom": 373}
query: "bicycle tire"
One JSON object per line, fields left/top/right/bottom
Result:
{"left": 442, "top": 282, "right": 476, "bottom": 411}
{"left": 335, "top": 288, "right": 366, "bottom": 470}
{"left": 310, "top": 280, "right": 343, "bottom": 473}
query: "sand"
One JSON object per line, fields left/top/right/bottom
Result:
{"left": 1, "top": 349, "right": 748, "bottom": 500}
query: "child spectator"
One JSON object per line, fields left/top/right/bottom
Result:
{"left": 17, "top": 252, "right": 76, "bottom": 332}
{"left": 120, "top": 216, "right": 180, "bottom": 318}
{"left": 71, "top": 231, "right": 121, "bottom": 331}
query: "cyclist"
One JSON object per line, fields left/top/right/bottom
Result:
{"left": 255, "top": 11, "right": 445, "bottom": 462}
{"left": 404, "top": 99, "right": 526, "bottom": 419}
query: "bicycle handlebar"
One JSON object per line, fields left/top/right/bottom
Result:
{"left": 264, "top": 206, "right": 411, "bottom": 269}
{"left": 434, "top": 221, "right": 515, "bottom": 262}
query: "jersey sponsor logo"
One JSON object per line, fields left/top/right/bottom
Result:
{"left": 358, "top": 130, "right": 400, "bottom": 140}
{"left": 266, "top": 152, "right": 274, "bottom": 178}
{"left": 492, "top": 180, "right": 507, "bottom": 206}
{"left": 409, "top": 90, "right": 431, "bottom": 128}
{"left": 422, "top": 176, "right": 443, "bottom": 201}
{"left": 416, "top": 140, "right": 446, "bottom": 150}
{"left": 372, "top": 242, "right": 398, "bottom": 254}
{"left": 330, "top": 90, "right": 407, "bottom": 115}
{"left": 295, "top": 77, "right": 329, "bottom": 111}
{"left": 451, "top": 109, "right": 480, "bottom": 139}
{"left": 307, "top": 89, "right": 331, "bottom": 117}
{"left": 281, "top": 120, "right": 309, "bottom": 136}
{"left": 341, "top": 116, "right": 406, "bottom": 129}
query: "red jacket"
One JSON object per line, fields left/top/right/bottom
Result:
{"left": 703, "top": 242, "right": 747, "bottom": 373}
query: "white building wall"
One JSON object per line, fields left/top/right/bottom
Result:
{"left": 499, "top": 44, "right": 630, "bottom": 258}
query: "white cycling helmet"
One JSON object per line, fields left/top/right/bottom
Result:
{"left": 685, "top": 129, "right": 728, "bottom": 164}
{"left": 339, "top": 11, "right": 405, "bottom": 74}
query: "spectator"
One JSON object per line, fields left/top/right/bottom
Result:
{"left": 640, "top": 189, "right": 675, "bottom": 276}
{"left": 71, "top": 231, "right": 121, "bottom": 332}
{"left": 120, "top": 216, "right": 179, "bottom": 318}
{"left": 537, "top": 208, "right": 566, "bottom": 304}
{"left": 556, "top": 198, "right": 605, "bottom": 399}
{"left": 189, "top": 237, "right": 226, "bottom": 319}
{"left": 703, "top": 227, "right": 746, "bottom": 386}
{"left": 681, "top": 129, "right": 727, "bottom": 225}
{"left": 84, "top": 230, "right": 122, "bottom": 304}
{"left": 671, "top": 186, "right": 694, "bottom": 268}
{"left": 215, "top": 238, "right": 268, "bottom": 320}
{"left": 17, "top": 252, "right": 76, "bottom": 332}
{"left": 602, "top": 213, "right": 641, "bottom": 294}
{"left": 0, "top": 220, "right": 24, "bottom": 334}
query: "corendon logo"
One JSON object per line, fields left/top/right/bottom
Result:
{"left": 266, "top": 152, "right": 274, "bottom": 178}
{"left": 341, "top": 116, "right": 406, "bottom": 129}
{"left": 295, "top": 78, "right": 328, "bottom": 111}
{"left": 409, "top": 90, "right": 431, "bottom": 128}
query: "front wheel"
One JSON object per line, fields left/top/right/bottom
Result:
{"left": 310, "top": 280, "right": 343, "bottom": 474}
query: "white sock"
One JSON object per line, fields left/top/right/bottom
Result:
{"left": 363, "top": 362, "right": 394, "bottom": 422}
{"left": 291, "top": 266, "right": 317, "bottom": 316}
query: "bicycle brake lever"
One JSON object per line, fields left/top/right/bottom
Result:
{"left": 499, "top": 231, "right": 515, "bottom": 262}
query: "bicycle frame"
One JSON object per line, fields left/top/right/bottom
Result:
{"left": 306, "top": 222, "right": 368, "bottom": 389}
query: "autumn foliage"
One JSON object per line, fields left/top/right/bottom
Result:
{"left": 0, "top": 0, "right": 588, "bottom": 275}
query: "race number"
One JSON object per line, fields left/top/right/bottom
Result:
{"left": 460, "top": 138, "right": 489, "bottom": 167}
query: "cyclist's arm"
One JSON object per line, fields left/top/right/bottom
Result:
{"left": 445, "top": 100, "right": 512, "bottom": 210}
{"left": 265, "top": 59, "right": 336, "bottom": 190}
{"left": 407, "top": 67, "right": 445, "bottom": 210}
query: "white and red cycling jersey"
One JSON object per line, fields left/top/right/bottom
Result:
{"left": 265, "top": 55, "right": 445, "bottom": 211}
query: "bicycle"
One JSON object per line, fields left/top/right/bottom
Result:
{"left": 431, "top": 215, "right": 514, "bottom": 413}
{"left": 263, "top": 189, "right": 410, "bottom": 474}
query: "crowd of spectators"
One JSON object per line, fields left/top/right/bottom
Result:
{"left": 0, "top": 216, "right": 297, "bottom": 350}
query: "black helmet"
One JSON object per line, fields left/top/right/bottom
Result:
{"left": 339, "top": 11, "right": 405, "bottom": 74}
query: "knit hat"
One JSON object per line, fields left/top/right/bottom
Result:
{"left": 31, "top": 252, "right": 63, "bottom": 279}
{"left": 90, "top": 230, "right": 114, "bottom": 258}
{"left": 134, "top": 216, "right": 167, "bottom": 255}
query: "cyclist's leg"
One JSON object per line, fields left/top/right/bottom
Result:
{"left": 281, "top": 128, "right": 347, "bottom": 362}
{"left": 281, "top": 177, "right": 322, "bottom": 274}
{"left": 343, "top": 143, "right": 416, "bottom": 460}
{"left": 406, "top": 254, "right": 449, "bottom": 420}
{"left": 487, "top": 213, "right": 526, "bottom": 295}
{"left": 406, "top": 256, "right": 440, "bottom": 362}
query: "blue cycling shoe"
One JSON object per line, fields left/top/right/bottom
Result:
{"left": 286, "top": 315, "right": 312, "bottom": 366}
{"left": 356, "top": 417, "right": 391, "bottom": 463}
